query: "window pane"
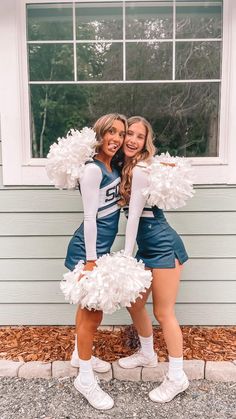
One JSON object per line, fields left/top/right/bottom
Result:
{"left": 176, "top": 41, "right": 221, "bottom": 79}
{"left": 126, "top": 2, "right": 173, "bottom": 39}
{"left": 27, "top": 4, "right": 73, "bottom": 41}
{"left": 76, "top": 2, "right": 122, "bottom": 40}
{"left": 77, "top": 43, "right": 123, "bottom": 80}
{"left": 29, "top": 44, "right": 74, "bottom": 81}
{"left": 126, "top": 42, "right": 172, "bottom": 80}
{"left": 176, "top": 3, "right": 223, "bottom": 39}
{"left": 30, "top": 83, "right": 219, "bottom": 158}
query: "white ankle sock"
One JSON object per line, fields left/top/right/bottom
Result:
{"left": 139, "top": 334, "right": 155, "bottom": 358}
{"left": 78, "top": 358, "right": 95, "bottom": 387}
{"left": 168, "top": 355, "right": 184, "bottom": 381}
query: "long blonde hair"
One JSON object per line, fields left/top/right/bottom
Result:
{"left": 119, "top": 116, "right": 156, "bottom": 206}
{"left": 93, "top": 113, "right": 127, "bottom": 152}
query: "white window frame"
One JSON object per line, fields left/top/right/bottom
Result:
{"left": 1, "top": 0, "right": 236, "bottom": 185}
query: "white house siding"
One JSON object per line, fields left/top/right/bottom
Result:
{"left": 0, "top": 141, "right": 2, "bottom": 186}
{"left": 0, "top": 138, "right": 235, "bottom": 325}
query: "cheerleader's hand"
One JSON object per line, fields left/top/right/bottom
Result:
{"left": 84, "top": 260, "right": 96, "bottom": 270}
{"left": 78, "top": 260, "right": 96, "bottom": 281}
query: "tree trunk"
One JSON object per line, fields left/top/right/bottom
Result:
{"left": 31, "top": 113, "right": 38, "bottom": 158}
{"left": 207, "top": 113, "right": 218, "bottom": 157}
{"left": 39, "top": 88, "right": 48, "bottom": 158}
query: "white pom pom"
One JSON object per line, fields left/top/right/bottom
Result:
{"left": 46, "top": 127, "right": 97, "bottom": 189}
{"left": 60, "top": 260, "right": 87, "bottom": 304}
{"left": 60, "top": 251, "right": 152, "bottom": 314}
{"left": 142, "top": 152, "right": 195, "bottom": 210}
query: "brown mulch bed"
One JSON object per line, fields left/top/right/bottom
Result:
{"left": 0, "top": 326, "right": 235, "bottom": 363}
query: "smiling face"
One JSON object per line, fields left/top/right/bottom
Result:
{"left": 100, "top": 119, "right": 126, "bottom": 158}
{"left": 123, "top": 121, "right": 147, "bottom": 159}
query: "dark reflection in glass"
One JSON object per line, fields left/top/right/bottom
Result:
{"left": 77, "top": 43, "right": 123, "bottom": 80}
{"left": 126, "top": 2, "right": 173, "bottom": 39}
{"left": 176, "top": 42, "right": 221, "bottom": 80}
{"left": 176, "top": 4, "right": 222, "bottom": 39}
{"left": 30, "top": 83, "right": 219, "bottom": 158}
{"left": 76, "top": 2, "right": 122, "bottom": 40}
{"left": 126, "top": 42, "right": 172, "bottom": 80}
{"left": 27, "top": 4, "right": 73, "bottom": 41}
{"left": 29, "top": 44, "right": 74, "bottom": 81}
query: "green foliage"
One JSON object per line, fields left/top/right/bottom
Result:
{"left": 27, "top": 2, "right": 221, "bottom": 158}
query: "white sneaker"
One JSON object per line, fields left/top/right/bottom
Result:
{"left": 118, "top": 350, "right": 158, "bottom": 369}
{"left": 74, "top": 376, "right": 114, "bottom": 410}
{"left": 149, "top": 372, "right": 189, "bottom": 403}
{"left": 71, "top": 351, "right": 111, "bottom": 373}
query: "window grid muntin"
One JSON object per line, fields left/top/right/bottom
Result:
{"left": 28, "top": 79, "right": 221, "bottom": 84}
{"left": 123, "top": 0, "right": 126, "bottom": 81}
{"left": 26, "top": 0, "right": 223, "bottom": 83}
{"left": 173, "top": 0, "right": 176, "bottom": 79}
{"left": 72, "top": 2, "right": 78, "bottom": 81}
{"left": 26, "top": 0, "right": 223, "bottom": 160}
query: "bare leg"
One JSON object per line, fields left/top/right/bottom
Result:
{"left": 75, "top": 306, "right": 82, "bottom": 342}
{"left": 152, "top": 260, "right": 183, "bottom": 357}
{"left": 74, "top": 309, "right": 114, "bottom": 410}
{"left": 119, "top": 283, "right": 157, "bottom": 368}
{"left": 148, "top": 261, "right": 189, "bottom": 403}
{"left": 127, "top": 286, "right": 153, "bottom": 337}
{"left": 72, "top": 306, "right": 110, "bottom": 373}
{"left": 77, "top": 309, "right": 103, "bottom": 360}
{"left": 72, "top": 307, "right": 82, "bottom": 358}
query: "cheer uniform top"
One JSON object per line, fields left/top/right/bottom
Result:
{"left": 65, "top": 159, "right": 120, "bottom": 271}
{"left": 124, "top": 163, "right": 188, "bottom": 268}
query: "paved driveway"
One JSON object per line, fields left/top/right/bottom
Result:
{"left": 0, "top": 378, "right": 235, "bottom": 419}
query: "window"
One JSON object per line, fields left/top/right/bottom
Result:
{"left": 1, "top": 0, "right": 236, "bottom": 185}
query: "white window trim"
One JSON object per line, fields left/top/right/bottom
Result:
{"left": 1, "top": 0, "right": 236, "bottom": 185}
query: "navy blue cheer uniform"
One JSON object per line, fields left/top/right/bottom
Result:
{"left": 65, "top": 160, "right": 121, "bottom": 271}
{"left": 124, "top": 164, "right": 188, "bottom": 269}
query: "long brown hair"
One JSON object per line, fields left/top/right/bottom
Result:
{"left": 119, "top": 116, "right": 156, "bottom": 206}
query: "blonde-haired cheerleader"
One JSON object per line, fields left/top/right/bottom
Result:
{"left": 118, "top": 116, "right": 190, "bottom": 403}
{"left": 65, "top": 113, "right": 127, "bottom": 410}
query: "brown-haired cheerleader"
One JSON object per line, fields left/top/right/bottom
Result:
{"left": 65, "top": 113, "right": 127, "bottom": 410}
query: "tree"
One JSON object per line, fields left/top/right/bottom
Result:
{"left": 28, "top": 2, "right": 221, "bottom": 158}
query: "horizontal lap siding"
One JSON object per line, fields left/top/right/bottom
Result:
{"left": 1, "top": 258, "right": 236, "bottom": 281}
{"left": 1, "top": 212, "right": 236, "bottom": 235}
{"left": 0, "top": 281, "right": 236, "bottom": 303}
{"left": 0, "top": 141, "right": 2, "bottom": 186}
{"left": 1, "top": 235, "right": 236, "bottom": 258}
{"left": 0, "top": 183, "right": 235, "bottom": 325}
{"left": 0, "top": 304, "right": 235, "bottom": 326}
{"left": 0, "top": 187, "right": 236, "bottom": 212}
